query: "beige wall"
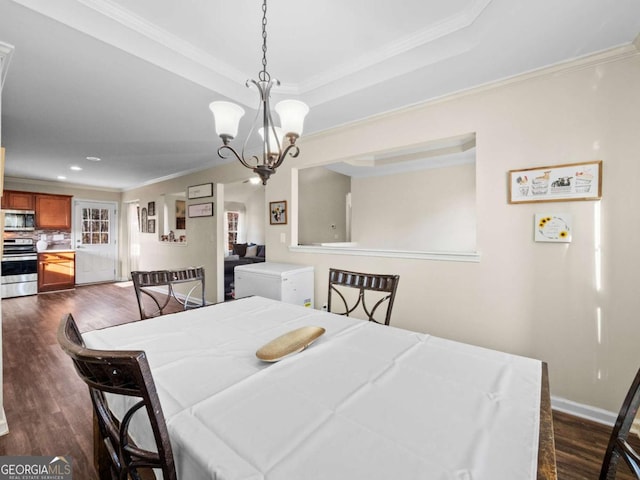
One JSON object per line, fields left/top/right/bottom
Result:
{"left": 298, "top": 167, "right": 350, "bottom": 244}
{"left": 351, "top": 162, "right": 476, "bottom": 251}
{"left": 122, "top": 171, "right": 217, "bottom": 301}
{"left": 260, "top": 48, "right": 640, "bottom": 413}
{"left": 122, "top": 162, "right": 254, "bottom": 303}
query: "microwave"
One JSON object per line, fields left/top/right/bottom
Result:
{"left": 4, "top": 210, "right": 36, "bottom": 231}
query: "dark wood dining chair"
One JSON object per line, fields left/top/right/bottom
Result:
{"left": 600, "top": 367, "right": 640, "bottom": 479}
{"left": 57, "top": 313, "right": 177, "bottom": 480}
{"left": 327, "top": 268, "right": 400, "bottom": 326}
{"left": 131, "top": 266, "right": 205, "bottom": 319}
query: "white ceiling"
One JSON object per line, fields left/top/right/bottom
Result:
{"left": 0, "top": 0, "right": 639, "bottom": 190}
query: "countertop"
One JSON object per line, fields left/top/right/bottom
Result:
{"left": 37, "top": 248, "right": 75, "bottom": 254}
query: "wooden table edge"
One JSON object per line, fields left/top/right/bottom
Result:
{"left": 538, "top": 362, "right": 558, "bottom": 480}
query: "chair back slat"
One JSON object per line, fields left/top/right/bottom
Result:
{"left": 131, "top": 267, "right": 205, "bottom": 319}
{"left": 327, "top": 268, "right": 399, "bottom": 326}
{"left": 600, "top": 367, "right": 640, "bottom": 479}
{"left": 171, "top": 266, "right": 204, "bottom": 283}
{"left": 57, "top": 314, "right": 177, "bottom": 480}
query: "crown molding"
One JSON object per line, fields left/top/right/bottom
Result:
{"left": 75, "top": 0, "right": 494, "bottom": 101}
{"left": 296, "top": 0, "right": 493, "bottom": 95}
{"left": 76, "top": 0, "right": 247, "bottom": 86}
{"left": 128, "top": 42, "right": 640, "bottom": 191}
{"left": 11, "top": 0, "right": 494, "bottom": 107}
{"left": 121, "top": 158, "right": 234, "bottom": 192}
{"left": 304, "top": 42, "right": 640, "bottom": 143}
{"left": 4, "top": 175, "right": 122, "bottom": 193}
{"left": 11, "top": 0, "right": 256, "bottom": 106}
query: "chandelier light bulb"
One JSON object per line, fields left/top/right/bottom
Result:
{"left": 275, "top": 99, "right": 309, "bottom": 138}
{"left": 209, "top": 101, "right": 245, "bottom": 142}
{"left": 258, "top": 126, "right": 285, "bottom": 155}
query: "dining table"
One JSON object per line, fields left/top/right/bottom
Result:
{"left": 82, "top": 295, "right": 557, "bottom": 480}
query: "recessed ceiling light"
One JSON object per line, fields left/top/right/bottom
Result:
{"left": 70, "top": 165, "right": 83, "bottom": 171}
{"left": 85, "top": 156, "right": 101, "bottom": 162}
{"left": 57, "top": 175, "right": 67, "bottom": 180}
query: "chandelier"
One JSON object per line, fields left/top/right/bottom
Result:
{"left": 209, "top": 0, "right": 309, "bottom": 185}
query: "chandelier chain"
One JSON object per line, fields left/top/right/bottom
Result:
{"left": 211, "top": 0, "right": 306, "bottom": 186}
{"left": 259, "top": 0, "right": 270, "bottom": 82}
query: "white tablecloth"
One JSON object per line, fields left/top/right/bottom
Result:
{"left": 83, "top": 296, "right": 542, "bottom": 480}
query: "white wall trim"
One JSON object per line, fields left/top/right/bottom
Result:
{"left": 289, "top": 245, "right": 480, "bottom": 263}
{"left": 0, "top": 41, "right": 15, "bottom": 90}
{"left": 0, "top": 408, "right": 8, "bottom": 436}
{"left": 551, "top": 395, "right": 617, "bottom": 426}
{"left": 76, "top": 0, "right": 247, "bottom": 86}
{"left": 4, "top": 175, "right": 121, "bottom": 193}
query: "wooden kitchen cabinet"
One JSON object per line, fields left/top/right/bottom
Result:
{"left": 1, "top": 190, "right": 35, "bottom": 210}
{"left": 38, "top": 251, "right": 75, "bottom": 292}
{"left": 35, "top": 194, "right": 72, "bottom": 229}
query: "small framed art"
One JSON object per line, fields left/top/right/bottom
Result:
{"left": 188, "top": 183, "right": 213, "bottom": 199}
{"left": 270, "top": 200, "right": 287, "bottom": 225}
{"left": 140, "top": 208, "right": 148, "bottom": 233}
{"left": 534, "top": 214, "right": 572, "bottom": 243}
{"left": 188, "top": 202, "right": 214, "bottom": 218}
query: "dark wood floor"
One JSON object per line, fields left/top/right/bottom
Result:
{"left": 0, "top": 283, "right": 635, "bottom": 479}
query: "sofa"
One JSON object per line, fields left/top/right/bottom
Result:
{"left": 224, "top": 243, "right": 265, "bottom": 299}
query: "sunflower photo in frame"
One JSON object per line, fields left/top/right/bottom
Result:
{"left": 270, "top": 200, "right": 287, "bottom": 225}
{"left": 534, "top": 214, "right": 572, "bottom": 243}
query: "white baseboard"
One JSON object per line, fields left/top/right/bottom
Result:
{"left": 551, "top": 396, "right": 617, "bottom": 426}
{"left": 552, "top": 395, "right": 640, "bottom": 436}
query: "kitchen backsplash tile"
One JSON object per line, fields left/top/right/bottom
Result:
{"left": 3, "top": 229, "right": 72, "bottom": 250}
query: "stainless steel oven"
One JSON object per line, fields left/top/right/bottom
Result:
{"left": 4, "top": 210, "right": 36, "bottom": 231}
{"left": 1, "top": 238, "right": 38, "bottom": 298}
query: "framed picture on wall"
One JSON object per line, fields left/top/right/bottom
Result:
{"left": 147, "top": 219, "right": 156, "bottom": 234}
{"left": 188, "top": 183, "right": 213, "bottom": 199}
{"left": 188, "top": 202, "right": 214, "bottom": 218}
{"left": 141, "top": 208, "right": 148, "bottom": 233}
{"left": 508, "top": 160, "right": 602, "bottom": 204}
{"left": 148, "top": 201, "right": 155, "bottom": 217}
{"left": 270, "top": 200, "right": 287, "bottom": 225}
{"left": 534, "top": 213, "right": 572, "bottom": 243}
